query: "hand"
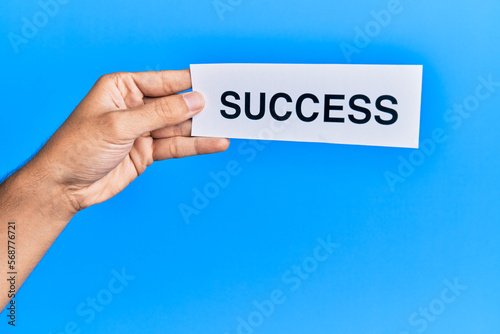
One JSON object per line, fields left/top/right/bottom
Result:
{"left": 0, "top": 70, "right": 229, "bottom": 310}
{"left": 33, "top": 69, "right": 230, "bottom": 212}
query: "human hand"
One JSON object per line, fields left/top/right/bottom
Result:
{"left": 0, "top": 69, "right": 229, "bottom": 309}
{"left": 30, "top": 69, "right": 230, "bottom": 213}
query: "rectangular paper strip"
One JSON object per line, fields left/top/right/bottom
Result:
{"left": 191, "top": 64, "right": 422, "bottom": 148}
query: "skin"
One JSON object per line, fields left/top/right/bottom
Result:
{"left": 0, "top": 69, "right": 230, "bottom": 310}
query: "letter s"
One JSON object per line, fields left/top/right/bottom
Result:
{"left": 348, "top": 94, "right": 371, "bottom": 124}
{"left": 221, "top": 91, "right": 241, "bottom": 119}
{"left": 375, "top": 95, "right": 398, "bottom": 125}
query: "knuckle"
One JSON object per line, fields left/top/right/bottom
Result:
{"left": 161, "top": 70, "right": 175, "bottom": 94}
{"left": 97, "top": 72, "right": 129, "bottom": 86}
{"left": 111, "top": 71, "right": 129, "bottom": 80}
{"left": 168, "top": 137, "right": 182, "bottom": 159}
{"left": 96, "top": 73, "right": 114, "bottom": 85}
{"left": 193, "top": 137, "right": 201, "bottom": 155}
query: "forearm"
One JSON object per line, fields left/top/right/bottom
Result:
{"left": 0, "top": 157, "right": 76, "bottom": 310}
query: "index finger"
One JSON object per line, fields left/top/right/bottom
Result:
{"left": 131, "top": 69, "right": 192, "bottom": 97}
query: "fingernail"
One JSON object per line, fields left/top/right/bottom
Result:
{"left": 184, "top": 91, "right": 205, "bottom": 112}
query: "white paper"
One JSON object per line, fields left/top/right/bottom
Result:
{"left": 191, "top": 64, "right": 422, "bottom": 148}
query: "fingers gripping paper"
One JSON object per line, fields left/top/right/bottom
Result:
{"left": 191, "top": 64, "right": 422, "bottom": 148}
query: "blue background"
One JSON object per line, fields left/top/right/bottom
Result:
{"left": 1, "top": 0, "right": 499, "bottom": 333}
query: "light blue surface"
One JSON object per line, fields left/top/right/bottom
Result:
{"left": 1, "top": 0, "right": 499, "bottom": 333}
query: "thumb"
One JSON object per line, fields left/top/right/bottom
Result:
{"left": 125, "top": 91, "right": 205, "bottom": 136}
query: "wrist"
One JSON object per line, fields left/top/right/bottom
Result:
{"left": 0, "top": 156, "right": 77, "bottom": 226}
